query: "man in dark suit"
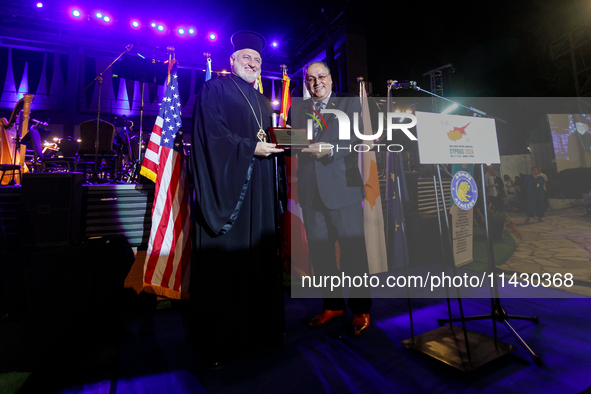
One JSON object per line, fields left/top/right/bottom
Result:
{"left": 288, "top": 61, "right": 371, "bottom": 335}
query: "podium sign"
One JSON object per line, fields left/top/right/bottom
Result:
{"left": 415, "top": 112, "right": 500, "bottom": 164}
{"left": 451, "top": 205, "right": 473, "bottom": 267}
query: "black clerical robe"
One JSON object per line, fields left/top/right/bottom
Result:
{"left": 189, "top": 75, "right": 284, "bottom": 361}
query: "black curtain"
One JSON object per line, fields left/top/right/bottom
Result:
{"left": 84, "top": 57, "right": 96, "bottom": 109}
{"left": 45, "top": 53, "right": 54, "bottom": 97}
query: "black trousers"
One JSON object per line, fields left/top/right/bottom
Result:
{"left": 302, "top": 190, "right": 372, "bottom": 314}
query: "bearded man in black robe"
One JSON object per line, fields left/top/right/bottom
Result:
{"left": 189, "top": 31, "right": 285, "bottom": 366}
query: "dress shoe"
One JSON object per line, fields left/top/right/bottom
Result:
{"left": 307, "top": 309, "right": 345, "bottom": 327}
{"left": 352, "top": 314, "right": 370, "bottom": 336}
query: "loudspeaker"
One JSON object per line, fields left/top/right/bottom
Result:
{"left": 20, "top": 172, "right": 84, "bottom": 247}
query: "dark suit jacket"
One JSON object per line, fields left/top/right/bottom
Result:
{"left": 287, "top": 93, "right": 365, "bottom": 210}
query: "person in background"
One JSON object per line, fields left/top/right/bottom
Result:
{"left": 504, "top": 175, "right": 516, "bottom": 196}
{"left": 539, "top": 169, "right": 550, "bottom": 211}
{"left": 524, "top": 166, "right": 545, "bottom": 223}
{"left": 504, "top": 174, "right": 518, "bottom": 210}
{"left": 485, "top": 167, "right": 500, "bottom": 211}
{"left": 568, "top": 114, "right": 591, "bottom": 168}
{"left": 495, "top": 172, "right": 505, "bottom": 210}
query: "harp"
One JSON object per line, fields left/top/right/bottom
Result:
{"left": 0, "top": 94, "right": 34, "bottom": 184}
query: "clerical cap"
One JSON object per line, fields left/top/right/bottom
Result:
{"left": 573, "top": 114, "right": 589, "bottom": 124}
{"left": 231, "top": 30, "right": 266, "bottom": 55}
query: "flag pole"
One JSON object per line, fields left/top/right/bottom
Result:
{"left": 386, "top": 79, "right": 415, "bottom": 343}
{"left": 357, "top": 77, "right": 364, "bottom": 178}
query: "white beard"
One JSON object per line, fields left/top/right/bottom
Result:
{"left": 233, "top": 66, "right": 260, "bottom": 84}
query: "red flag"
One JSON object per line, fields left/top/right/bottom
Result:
{"left": 140, "top": 61, "right": 191, "bottom": 300}
{"left": 279, "top": 73, "right": 291, "bottom": 127}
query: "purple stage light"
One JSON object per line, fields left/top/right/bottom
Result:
{"left": 132, "top": 21, "right": 139, "bottom": 28}
{"left": 72, "top": 9, "right": 81, "bottom": 17}
{"left": 209, "top": 33, "right": 216, "bottom": 40}
{"left": 178, "top": 28, "right": 185, "bottom": 35}
{"left": 36, "top": 2, "right": 43, "bottom": 8}
{"left": 151, "top": 22, "right": 156, "bottom": 28}
{"left": 96, "top": 12, "right": 102, "bottom": 18}
{"left": 188, "top": 28, "right": 195, "bottom": 34}
{"left": 272, "top": 42, "right": 278, "bottom": 47}
{"left": 157, "top": 24, "right": 165, "bottom": 32}
{"left": 103, "top": 15, "right": 110, "bottom": 22}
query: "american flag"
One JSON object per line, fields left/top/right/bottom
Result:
{"left": 140, "top": 61, "right": 191, "bottom": 300}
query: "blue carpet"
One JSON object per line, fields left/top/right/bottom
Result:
{"left": 98, "top": 294, "right": 591, "bottom": 394}
{"left": 7, "top": 291, "right": 590, "bottom": 393}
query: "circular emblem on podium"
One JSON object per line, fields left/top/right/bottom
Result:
{"left": 451, "top": 171, "right": 477, "bottom": 210}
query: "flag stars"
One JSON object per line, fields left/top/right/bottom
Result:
{"left": 170, "top": 86, "right": 175, "bottom": 90}
{"left": 165, "top": 117, "right": 170, "bottom": 122}
{"left": 164, "top": 138, "right": 170, "bottom": 143}
{"left": 169, "top": 126, "right": 174, "bottom": 130}
{"left": 176, "top": 123, "right": 181, "bottom": 127}
{"left": 173, "top": 94, "right": 178, "bottom": 98}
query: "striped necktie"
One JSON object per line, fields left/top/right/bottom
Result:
{"left": 313, "top": 101, "right": 325, "bottom": 140}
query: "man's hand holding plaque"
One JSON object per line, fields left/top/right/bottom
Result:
{"left": 301, "top": 142, "right": 333, "bottom": 159}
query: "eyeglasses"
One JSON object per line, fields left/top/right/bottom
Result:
{"left": 307, "top": 74, "right": 329, "bottom": 83}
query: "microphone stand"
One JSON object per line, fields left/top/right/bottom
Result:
{"left": 82, "top": 44, "right": 133, "bottom": 183}
{"left": 125, "top": 72, "right": 147, "bottom": 184}
{"left": 7, "top": 122, "right": 21, "bottom": 186}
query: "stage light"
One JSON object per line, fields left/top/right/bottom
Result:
{"left": 36, "top": 2, "right": 43, "bottom": 8}
{"left": 151, "top": 22, "right": 156, "bottom": 28}
{"left": 103, "top": 15, "right": 110, "bottom": 22}
{"left": 441, "top": 103, "right": 458, "bottom": 115}
{"left": 96, "top": 12, "right": 102, "bottom": 18}
{"left": 209, "top": 33, "right": 216, "bottom": 40}
{"left": 157, "top": 24, "right": 165, "bottom": 32}
{"left": 178, "top": 28, "right": 185, "bottom": 35}
{"left": 72, "top": 9, "right": 81, "bottom": 17}
{"left": 272, "top": 100, "right": 279, "bottom": 105}
{"left": 272, "top": 42, "right": 278, "bottom": 47}
{"left": 188, "top": 28, "right": 195, "bottom": 34}
{"left": 132, "top": 21, "right": 139, "bottom": 28}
